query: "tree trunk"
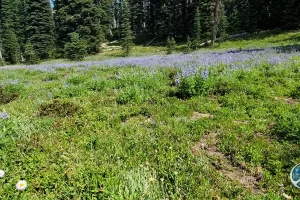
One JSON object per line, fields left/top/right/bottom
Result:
{"left": 211, "top": 0, "right": 222, "bottom": 46}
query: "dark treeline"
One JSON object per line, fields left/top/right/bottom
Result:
{"left": 0, "top": 0, "right": 299, "bottom": 64}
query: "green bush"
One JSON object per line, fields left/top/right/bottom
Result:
{"left": 59, "top": 85, "right": 87, "bottom": 98}
{"left": 66, "top": 75, "right": 87, "bottom": 85}
{"left": 116, "top": 86, "right": 145, "bottom": 104}
{"left": 43, "top": 73, "right": 59, "bottom": 81}
{"left": 272, "top": 110, "right": 300, "bottom": 142}
{"left": 38, "top": 99, "right": 82, "bottom": 117}
{"left": 0, "top": 58, "right": 5, "bottom": 66}
{"left": 3, "top": 83, "right": 23, "bottom": 94}
{"left": 176, "top": 75, "right": 207, "bottom": 99}
{"left": 290, "top": 86, "right": 300, "bottom": 99}
{"left": 24, "top": 42, "right": 40, "bottom": 64}
{"left": 166, "top": 37, "right": 176, "bottom": 54}
{"left": 87, "top": 79, "right": 107, "bottom": 92}
{"left": 185, "top": 36, "right": 192, "bottom": 53}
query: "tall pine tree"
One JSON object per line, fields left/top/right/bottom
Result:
{"left": 2, "top": 27, "right": 20, "bottom": 64}
{"left": 54, "top": 0, "right": 104, "bottom": 56}
{"left": 119, "top": 0, "right": 134, "bottom": 56}
{"left": 0, "top": 0, "right": 23, "bottom": 63}
{"left": 193, "top": 7, "right": 201, "bottom": 49}
{"left": 129, "top": 0, "right": 145, "bottom": 41}
{"left": 26, "top": 0, "right": 55, "bottom": 59}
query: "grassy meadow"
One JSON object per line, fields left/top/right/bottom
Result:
{"left": 1, "top": 32, "right": 300, "bottom": 199}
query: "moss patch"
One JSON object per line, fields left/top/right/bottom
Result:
{"left": 38, "top": 99, "right": 82, "bottom": 117}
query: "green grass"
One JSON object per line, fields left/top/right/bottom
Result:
{"left": 93, "top": 30, "right": 300, "bottom": 61}
{"left": 1, "top": 30, "right": 300, "bottom": 199}
{"left": 0, "top": 56, "right": 300, "bottom": 199}
{"left": 217, "top": 31, "right": 300, "bottom": 50}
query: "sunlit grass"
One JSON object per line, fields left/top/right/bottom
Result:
{"left": 0, "top": 32, "right": 300, "bottom": 199}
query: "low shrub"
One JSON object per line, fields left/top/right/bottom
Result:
{"left": 290, "top": 86, "right": 300, "bottom": 100}
{"left": 87, "top": 80, "right": 107, "bottom": 92}
{"left": 0, "top": 86, "right": 18, "bottom": 104}
{"left": 116, "top": 86, "right": 145, "bottom": 104}
{"left": 38, "top": 99, "right": 81, "bottom": 117}
{"left": 43, "top": 73, "right": 59, "bottom": 81}
{"left": 66, "top": 75, "right": 87, "bottom": 85}
{"left": 272, "top": 110, "right": 300, "bottom": 142}
{"left": 175, "top": 75, "right": 207, "bottom": 99}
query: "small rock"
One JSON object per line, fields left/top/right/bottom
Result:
{"left": 190, "top": 112, "right": 214, "bottom": 121}
{"left": 145, "top": 117, "right": 155, "bottom": 124}
{"left": 282, "top": 192, "right": 292, "bottom": 200}
{"left": 200, "top": 143, "right": 207, "bottom": 150}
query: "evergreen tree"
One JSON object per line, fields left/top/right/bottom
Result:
{"left": 0, "top": 0, "right": 299, "bottom": 66}
{"left": 119, "top": 0, "right": 134, "bottom": 56}
{"left": 199, "top": 0, "right": 212, "bottom": 37}
{"left": 239, "top": 0, "right": 251, "bottom": 32}
{"left": 226, "top": 3, "right": 240, "bottom": 33}
{"left": 186, "top": 36, "right": 192, "bottom": 53}
{"left": 2, "top": 28, "right": 20, "bottom": 64}
{"left": 25, "top": 0, "right": 54, "bottom": 59}
{"left": 0, "top": 0, "right": 17, "bottom": 32}
{"left": 193, "top": 7, "right": 201, "bottom": 50}
{"left": 166, "top": 37, "right": 176, "bottom": 54}
{"left": 0, "top": 43, "right": 4, "bottom": 66}
{"left": 98, "top": 0, "right": 114, "bottom": 40}
{"left": 129, "top": 0, "right": 145, "bottom": 40}
{"left": 0, "top": 0, "right": 24, "bottom": 61}
{"left": 217, "top": 5, "right": 228, "bottom": 43}
{"left": 282, "top": 0, "right": 300, "bottom": 29}
{"left": 24, "top": 42, "right": 39, "bottom": 64}
{"left": 54, "top": 0, "right": 104, "bottom": 56}
{"left": 64, "top": 32, "right": 87, "bottom": 61}
{"left": 15, "top": 0, "right": 26, "bottom": 52}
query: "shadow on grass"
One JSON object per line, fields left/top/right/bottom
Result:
{"left": 224, "top": 44, "right": 300, "bottom": 54}
{"left": 226, "top": 29, "right": 283, "bottom": 42}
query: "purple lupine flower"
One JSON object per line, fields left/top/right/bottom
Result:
{"left": 174, "top": 72, "right": 181, "bottom": 85}
{"left": 201, "top": 69, "right": 209, "bottom": 80}
{"left": 0, "top": 111, "right": 9, "bottom": 119}
{"left": 0, "top": 47, "right": 298, "bottom": 79}
{"left": 48, "top": 92, "right": 52, "bottom": 99}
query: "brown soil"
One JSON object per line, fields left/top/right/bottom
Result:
{"left": 274, "top": 96, "right": 298, "bottom": 105}
{"left": 233, "top": 120, "right": 250, "bottom": 125}
{"left": 190, "top": 112, "right": 215, "bottom": 121}
{"left": 192, "top": 131, "right": 264, "bottom": 194}
{"left": 175, "top": 112, "right": 215, "bottom": 122}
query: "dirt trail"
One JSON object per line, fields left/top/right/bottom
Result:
{"left": 192, "top": 131, "right": 264, "bottom": 194}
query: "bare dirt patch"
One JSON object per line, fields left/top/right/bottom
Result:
{"left": 192, "top": 131, "right": 264, "bottom": 194}
{"left": 190, "top": 112, "right": 214, "bottom": 121}
{"left": 122, "top": 116, "right": 156, "bottom": 127}
{"left": 274, "top": 96, "right": 298, "bottom": 105}
{"left": 175, "top": 112, "right": 215, "bottom": 122}
{"left": 233, "top": 120, "right": 250, "bottom": 125}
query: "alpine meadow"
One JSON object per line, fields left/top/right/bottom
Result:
{"left": 0, "top": 0, "right": 300, "bottom": 199}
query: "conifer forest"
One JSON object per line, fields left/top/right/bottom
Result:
{"left": 0, "top": 0, "right": 299, "bottom": 63}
